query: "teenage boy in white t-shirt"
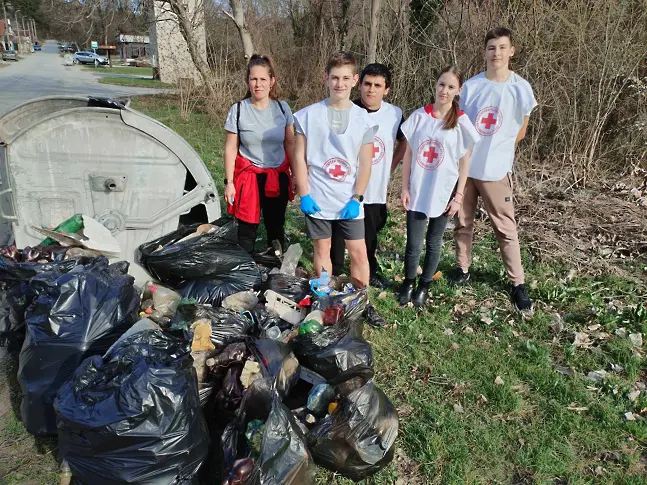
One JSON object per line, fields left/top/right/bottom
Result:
{"left": 330, "top": 63, "right": 406, "bottom": 290}
{"left": 292, "top": 52, "right": 377, "bottom": 287}
{"left": 451, "top": 27, "right": 537, "bottom": 312}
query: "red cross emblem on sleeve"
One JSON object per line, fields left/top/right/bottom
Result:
{"left": 475, "top": 106, "right": 503, "bottom": 136}
{"left": 371, "top": 136, "right": 385, "bottom": 165}
{"left": 416, "top": 140, "right": 444, "bottom": 170}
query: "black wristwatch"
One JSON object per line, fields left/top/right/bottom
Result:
{"left": 352, "top": 194, "right": 364, "bottom": 202}
{"left": 224, "top": 178, "right": 233, "bottom": 185}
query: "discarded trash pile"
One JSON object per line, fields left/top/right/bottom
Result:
{"left": 1, "top": 216, "right": 398, "bottom": 484}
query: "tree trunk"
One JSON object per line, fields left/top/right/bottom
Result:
{"left": 226, "top": 0, "right": 255, "bottom": 60}
{"left": 367, "top": 0, "right": 381, "bottom": 63}
{"left": 164, "top": 0, "right": 216, "bottom": 98}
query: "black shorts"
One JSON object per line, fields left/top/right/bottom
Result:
{"left": 305, "top": 216, "right": 365, "bottom": 240}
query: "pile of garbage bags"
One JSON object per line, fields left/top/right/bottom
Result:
{"left": 0, "top": 218, "right": 398, "bottom": 484}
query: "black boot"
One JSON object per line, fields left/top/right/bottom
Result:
{"left": 398, "top": 279, "right": 415, "bottom": 306}
{"left": 412, "top": 279, "right": 431, "bottom": 308}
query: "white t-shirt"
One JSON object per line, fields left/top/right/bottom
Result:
{"left": 363, "top": 101, "right": 403, "bottom": 205}
{"left": 460, "top": 72, "right": 537, "bottom": 181}
{"left": 294, "top": 101, "right": 377, "bottom": 220}
{"left": 401, "top": 106, "right": 480, "bottom": 218}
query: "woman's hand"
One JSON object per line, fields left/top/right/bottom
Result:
{"left": 224, "top": 182, "right": 236, "bottom": 205}
{"left": 401, "top": 190, "right": 411, "bottom": 210}
{"left": 445, "top": 198, "right": 461, "bottom": 217}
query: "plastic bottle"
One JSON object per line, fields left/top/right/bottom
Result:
{"left": 280, "top": 243, "right": 303, "bottom": 275}
{"left": 40, "top": 214, "right": 84, "bottom": 246}
{"left": 265, "top": 326, "right": 282, "bottom": 340}
{"left": 323, "top": 304, "right": 344, "bottom": 326}
{"left": 309, "top": 270, "right": 331, "bottom": 296}
{"left": 59, "top": 459, "right": 72, "bottom": 485}
{"left": 307, "top": 383, "right": 335, "bottom": 416}
{"left": 298, "top": 319, "right": 324, "bottom": 335}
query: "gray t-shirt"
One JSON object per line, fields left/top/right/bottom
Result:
{"left": 225, "top": 98, "right": 294, "bottom": 168}
{"left": 295, "top": 100, "right": 374, "bottom": 144}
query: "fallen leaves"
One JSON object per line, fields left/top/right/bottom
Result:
{"left": 550, "top": 313, "right": 565, "bottom": 333}
{"left": 453, "top": 403, "right": 464, "bottom": 414}
{"left": 628, "top": 390, "right": 641, "bottom": 402}
{"left": 494, "top": 376, "right": 505, "bottom": 386}
{"left": 586, "top": 370, "right": 607, "bottom": 382}
{"left": 567, "top": 403, "right": 589, "bottom": 412}
{"left": 443, "top": 327, "right": 454, "bottom": 336}
{"left": 573, "top": 332, "right": 592, "bottom": 348}
{"left": 629, "top": 333, "right": 643, "bottom": 347}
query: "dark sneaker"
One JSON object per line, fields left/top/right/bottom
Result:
{"left": 510, "top": 284, "right": 533, "bottom": 311}
{"left": 364, "top": 303, "right": 387, "bottom": 327}
{"left": 448, "top": 267, "right": 470, "bottom": 286}
{"left": 398, "top": 279, "right": 415, "bottom": 306}
{"left": 369, "top": 274, "right": 392, "bottom": 289}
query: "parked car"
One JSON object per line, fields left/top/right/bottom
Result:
{"left": 2, "top": 50, "right": 17, "bottom": 61}
{"left": 33, "top": 45, "right": 41, "bottom": 51}
{"left": 73, "top": 51, "right": 108, "bottom": 65}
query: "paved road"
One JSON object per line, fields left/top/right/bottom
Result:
{"left": 0, "top": 40, "right": 161, "bottom": 115}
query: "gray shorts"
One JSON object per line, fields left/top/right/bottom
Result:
{"left": 305, "top": 216, "right": 365, "bottom": 240}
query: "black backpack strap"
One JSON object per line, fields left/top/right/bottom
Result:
{"left": 236, "top": 101, "right": 241, "bottom": 148}
{"left": 276, "top": 99, "right": 286, "bottom": 116}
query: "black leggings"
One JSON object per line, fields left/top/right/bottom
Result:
{"left": 404, "top": 210, "right": 448, "bottom": 282}
{"left": 237, "top": 172, "right": 290, "bottom": 253}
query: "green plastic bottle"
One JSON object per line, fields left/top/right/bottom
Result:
{"left": 298, "top": 319, "right": 324, "bottom": 335}
{"left": 39, "top": 214, "right": 84, "bottom": 246}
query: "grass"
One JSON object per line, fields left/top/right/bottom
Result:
{"left": 82, "top": 65, "right": 154, "bottom": 77}
{"left": 1, "top": 94, "right": 645, "bottom": 485}
{"left": 98, "top": 77, "right": 169, "bottom": 88}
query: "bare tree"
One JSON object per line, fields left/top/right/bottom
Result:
{"left": 367, "top": 0, "right": 381, "bottom": 63}
{"left": 223, "top": 0, "right": 254, "bottom": 60}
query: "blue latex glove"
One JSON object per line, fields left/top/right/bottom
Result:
{"left": 340, "top": 199, "right": 361, "bottom": 219}
{"left": 299, "top": 194, "right": 321, "bottom": 215}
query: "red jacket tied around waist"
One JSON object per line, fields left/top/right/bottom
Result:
{"left": 227, "top": 153, "right": 295, "bottom": 224}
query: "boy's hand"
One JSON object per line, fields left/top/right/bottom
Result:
{"left": 224, "top": 182, "right": 236, "bottom": 205}
{"left": 401, "top": 190, "right": 411, "bottom": 210}
{"left": 340, "top": 199, "right": 360, "bottom": 219}
{"left": 299, "top": 194, "right": 321, "bottom": 215}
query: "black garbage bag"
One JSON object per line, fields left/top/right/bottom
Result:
{"left": 221, "top": 392, "right": 316, "bottom": 485}
{"left": 295, "top": 333, "right": 373, "bottom": 381}
{"left": 138, "top": 221, "right": 261, "bottom": 307}
{"left": 292, "top": 290, "right": 371, "bottom": 380}
{"left": 0, "top": 257, "right": 81, "bottom": 352}
{"left": 173, "top": 301, "right": 253, "bottom": 348}
{"left": 248, "top": 338, "right": 301, "bottom": 400}
{"left": 307, "top": 380, "right": 399, "bottom": 482}
{"left": 55, "top": 320, "right": 210, "bottom": 485}
{"left": 17, "top": 257, "right": 140, "bottom": 436}
{"left": 265, "top": 273, "right": 310, "bottom": 303}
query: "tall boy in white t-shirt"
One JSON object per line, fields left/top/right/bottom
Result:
{"left": 452, "top": 27, "right": 537, "bottom": 311}
{"left": 292, "top": 52, "right": 377, "bottom": 287}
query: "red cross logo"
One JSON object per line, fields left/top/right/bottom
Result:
{"left": 328, "top": 163, "right": 346, "bottom": 178}
{"left": 424, "top": 146, "right": 439, "bottom": 164}
{"left": 322, "top": 158, "right": 351, "bottom": 182}
{"left": 475, "top": 106, "right": 503, "bottom": 136}
{"left": 371, "top": 136, "right": 385, "bottom": 165}
{"left": 416, "top": 140, "right": 444, "bottom": 171}
{"left": 480, "top": 113, "right": 497, "bottom": 129}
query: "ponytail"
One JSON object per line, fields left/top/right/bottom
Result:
{"left": 444, "top": 97, "right": 460, "bottom": 130}
{"left": 244, "top": 54, "right": 281, "bottom": 100}
{"left": 437, "top": 65, "right": 464, "bottom": 130}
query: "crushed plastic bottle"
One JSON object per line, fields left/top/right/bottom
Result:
{"left": 280, "top": 243, "right": 303, "bottom": 275}
{"left": 322, "top": 304, "right": 344, "bottom": 326}
{"left": 265, "top": 326, "right": 282, "bottom": 340}
{"left": 223, "top": 457, "right": 255, "bottom": 485}
{"left": 307, "top": 383, "right": 335, "bottom": 417}
{"left": 298, "top": 319, "right": 324, "bottom": 335}
{"left": 245, "top": 420, "right": 265, "bottom": 455}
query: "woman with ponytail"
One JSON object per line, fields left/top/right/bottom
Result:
{"left": 398, "top": 66, "right": 480, "bottom": 307}
{"left": 223, "top": 54, "right": 295, "bottom": 253}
